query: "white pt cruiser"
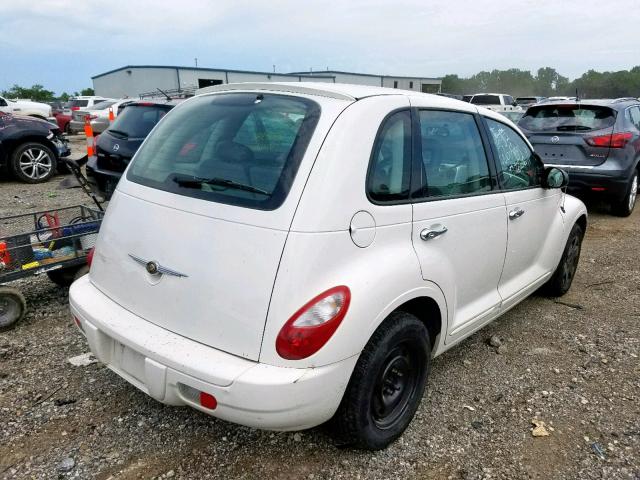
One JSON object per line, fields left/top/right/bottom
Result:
{"left": 70, "top": 83, "right": 587, "bottom": 450}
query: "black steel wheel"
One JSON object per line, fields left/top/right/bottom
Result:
{"left": 330, "top": 311, "right": 430, "bottom": 450}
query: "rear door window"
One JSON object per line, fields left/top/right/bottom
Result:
{"left": 519, "top": 105, "right": 616, "bottom": 132}
{"left": 414, "top": 110, "right": 492, "bottom": 199}
{"left": 127, "top": 93, "right": 320, "bottom": 210}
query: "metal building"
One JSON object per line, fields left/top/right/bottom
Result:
{"left": 91, "top": 65, "right": 442, "bottom": 98}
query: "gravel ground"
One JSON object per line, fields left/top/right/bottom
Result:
{"left": 1, "top": 138, "right": 638, "bottom": 479}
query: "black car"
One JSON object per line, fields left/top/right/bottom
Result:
{"left": 519, "top": 98, "right": 640, "bottom": 216}
{"left": 87, "top": 100, "right": 180, "bottom": 200}
{"left": 0, "top": 113, "right": 70, "bottom": 183}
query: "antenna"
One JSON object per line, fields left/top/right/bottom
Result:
{"left": 195, "top": 57, "right": 198, "bottom": 67}
{"left": 156, "top": 87, "right": 172, "bottom": 101}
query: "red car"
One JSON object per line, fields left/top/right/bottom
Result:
{"left": 54, "top": 112, "right": 72, "bottom": 133}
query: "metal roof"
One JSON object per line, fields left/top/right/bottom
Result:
{"left": 92, "top": 65, "right": 335, "bottom": 80}
{"left": 290, "top": 70, "right": 441, "bottom": 81}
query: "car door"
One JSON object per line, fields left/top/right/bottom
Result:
{"left": 411, "top": 109, "right": 508, "bottom": 342}
{"left": 484, "top": 117, "right": 565, "bottom": 309}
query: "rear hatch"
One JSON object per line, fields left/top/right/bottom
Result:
{"left": 520, "top": 104, "right": 617, "bottom": 167}
{"left": 89, "top": 91, "right": 328, "bottom": 360}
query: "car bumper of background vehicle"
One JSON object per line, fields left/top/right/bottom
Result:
{"left": 563, "top": 169, "right": 631, "bottom": 200}
{"left": 69, "top": 275, "right": 357, "bottom": 431}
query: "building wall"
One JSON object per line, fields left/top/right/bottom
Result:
{"left": 93, "top": 68, "right": 179, "bottom": 98}
{"left": 330, "top": 73, "right": 382, "bottom": 87}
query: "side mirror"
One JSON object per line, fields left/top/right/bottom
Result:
{"left": 512, "top": 101, "right": 518, "bottom": 107}
{"left": 543, "top": 167, "right": 569, "bottom": 189}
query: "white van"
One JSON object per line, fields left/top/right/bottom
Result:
{"left": 70, "top": 82, "right": 587, "bottom": 450}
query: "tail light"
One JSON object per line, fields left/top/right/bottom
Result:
{"left": 585, "top": 132, "right": 633, "bottom": 148}
{"left": 276, "top": 286, "right": 351, "bottom": 360}
{"left": 71, "top": 106, "right": 80, "bottom": 111}
{"left": 86, "top": 247, "right": 95, "bottom": 267}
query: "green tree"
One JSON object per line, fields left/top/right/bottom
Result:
{"left": 59, "top": 92, "right": 70, "bottom": 101}
{"left": 80, "top": 87, "right": 95, "bottom": 96}
{"left": 1, "top": 84, "right": 55, "bottom": 102}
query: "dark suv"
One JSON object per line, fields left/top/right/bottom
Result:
{"left": 87, "top": 100, "right": 180, "bottom": 200}
{"left": 519, "top": 98, "right": 640, "bottom": 216}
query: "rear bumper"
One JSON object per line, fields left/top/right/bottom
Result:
{"left": 69, "top": 275, "right": 357, "bottom": 431}
{"left": 546, "top": 164, "right": 632, "bottom": 200}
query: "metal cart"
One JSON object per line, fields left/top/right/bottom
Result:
{"left": 0, "top": 159, "right": 105, "bottom": 330}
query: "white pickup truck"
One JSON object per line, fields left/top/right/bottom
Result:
{"left": 0, "top": 96, "right": 53, "bottom": 119}
{"left": 462, "top": 93, "right": 523, "bottom": 113}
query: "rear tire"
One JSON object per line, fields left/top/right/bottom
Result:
{"left": 0, "top": 287, "right": 27, "bottom": 331}
{"left": 330, "top": 311, "right": 430, "bottom": 450}
{"left": 611, "top": 170, "right": 638, "bottom": 217}
{"left": 10, "top": 142, "right": 57, "bottom": 183}
{"left": 542, "top": 223, "right": 584, "bottom": 297}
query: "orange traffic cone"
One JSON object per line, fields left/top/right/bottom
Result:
{"left": 108, "top": 107, "right": 115, "bottom": 123}
{"left": 84, "top": 116, "right": 96, "bottom": 161}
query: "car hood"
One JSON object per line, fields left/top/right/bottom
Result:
{"left": 0, "top": 113, "right": 53, "bottom": 131}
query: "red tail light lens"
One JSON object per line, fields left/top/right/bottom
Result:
{"left": 276, "top": 286, "right": 351, "bottom": 360}
{"left": 71, "top": 106, "right": 80, "bottom": 111}
{"left": 86, "top": 247, "right": 95, "bottom": 267}
{"left": 585, "top": 132, "right": 633, "bottom": 148}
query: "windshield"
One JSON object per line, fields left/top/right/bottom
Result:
{"left": 470, "top": 95, "right": 501, "bottom": 105}
{"left": 127, "top": 93, "right": 320, "bottom": 210}
{"left": 108, "top": 104, "right": 172, "bottom": 138}
{"left": 519, "top": 105, "right": 616, "bottom": 132}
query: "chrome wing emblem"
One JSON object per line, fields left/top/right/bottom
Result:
{"left": 128, "top": 254, "right": 188, "bottom": 278}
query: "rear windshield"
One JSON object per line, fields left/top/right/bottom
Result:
{"left": 108, "top": 105, "right": 172, "bottom": 139}
{"left": 470, "top": 95, "right": 501, "bottom": 105}
{"left": 69, "top": 99, "right": 88, "bottom": 107}
{"left": 92, "top": 100, "right": 116, "bottom": 110}
{"left": 519, "top": 105, "right": 616, "bottom": 132}
{"left": 127, "top": 93, "right": 320, "bottom": 210}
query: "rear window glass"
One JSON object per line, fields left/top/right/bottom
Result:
{"left": 462, "top": 95, "right": 473, "bottom": 103}
{"left": 92, "top": 100, "right": 116, "bottom": 110}
{"left": 108, "top": 105, "right": 171, "bottom": 138}
{"left": 519, "top": 105, "right": 616, "bottom": 132}
{"left": 470, "top": 95, "right": 501, "bottom": 105}
{"left": 70, "top": 99, "right": 88, "bottom": 107}
{"left": 127, "top": 93, "right": 320, "bottom": 210}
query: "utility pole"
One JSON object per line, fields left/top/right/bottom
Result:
{"left": 195, "top": 58, "right": 198, "bottom": 67}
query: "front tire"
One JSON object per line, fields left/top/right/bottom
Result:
{"left": 330, "top": 311, "right": 430, "bottom": 450}
{"left": 543, "top": 223, "right": 584, "bottom": 297}
{"left": 10, "top": 142, "right": 57, "bottom": 183}
{"left": 611, "top": 170, "right": 638, "bottom": 217}
{"left": 0, "top": 287, "right": 27, "bottom": 331}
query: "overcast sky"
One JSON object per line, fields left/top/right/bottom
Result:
{"left": 2, "top": 0, "right": 639, "bottom": 95}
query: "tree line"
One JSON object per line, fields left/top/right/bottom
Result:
{"left": 442, "top": 66, "right": 640, "bottom": 98}
{"left": 3, "top": 66, "right": 640, "bottom": 102}
{"left": 0, "top": 84, "right": 94, "bottom": 102}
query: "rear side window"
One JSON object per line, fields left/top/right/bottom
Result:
{"left": 127, "top": 93, "right": 320, "bottom": 211}
{"left": 504, "top": 96, "right": 514, "bottom": 106}
{"left": 486, "top": 118, "right": 542, "bottom": 190}
{"left": 470, "top": 95, "right": 501, "bottom": 105}
{"left": 109, "top": 105, "right": 170, "bottom": 138}
{"left": 367, "top": 110, "right": 412, "bottom": 203}
{"left": 414, "top": 110, "right": 492, "bottom": 199}
{"left": 519, "top": 105, "right": 616, "bottom": 132}
{"left": 627, "top": 106, "right": 640, "bottom": 130}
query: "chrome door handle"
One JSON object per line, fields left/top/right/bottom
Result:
{"left": 420, "top": 225, "right": 448, "bottom": 241}
{"left": 509, "top": 208, "right": 525, "bottom": 220}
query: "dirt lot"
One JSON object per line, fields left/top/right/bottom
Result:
{"left": 1, "top": 141, "right": 638, "bottom": 479}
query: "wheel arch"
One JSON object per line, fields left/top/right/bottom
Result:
{"left": 4, "top": 135, "right": 60, "bottom": 160}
